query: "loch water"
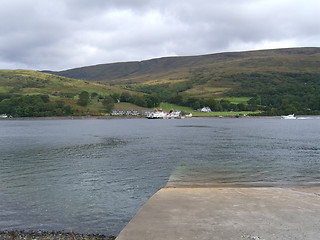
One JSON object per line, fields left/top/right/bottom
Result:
{"left": 0, "top": 117, "right": 319, "bottom": 236}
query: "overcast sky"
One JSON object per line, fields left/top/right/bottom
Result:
{"left": 1, "top": 0, "right": 319, "bottom": 70}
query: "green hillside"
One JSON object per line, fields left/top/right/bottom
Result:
{"left": 48, "top": 47, "right": 320, "bottom": 99}
{"left": 0, "top": 70, "right": 139, "bottom": 117}
{"left": 47, "top": 47, "right": 320, "bottom": 115}
{"left": 1, "top": 48, "right": 320, "bottom": 117}
{"left": 0, "top": 69, "right": 115, "bottom": 96}
{"left": 49, "top": 47, "right": 320, "bottom": 83}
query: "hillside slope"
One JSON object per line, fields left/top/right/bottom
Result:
{"left": 45, "top": 47, "right": 320, "bottom": 99}
{"left": 0, "top": 70, "right": 128, "bottom": 117}
{"left": 48, "top": 47, "right": 320, "bottom": 82}
{"left": 0, "top": 69, "right": 125, "bottom": 96}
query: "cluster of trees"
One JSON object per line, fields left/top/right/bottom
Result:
{"left": 110, "top": 92, "right": 160, "bottom": 108}
{"left": 76, "top": 91, "right": 115, "bottom": 113}
{"left": 76, "top": 91, "right": 161, "bottom": 113}
{"left": 161, "top": 72, "right": 320, "bottom": 115}
{"left": 248, "top": 95, "right": 320, "bottom": 115}
{"left": 0, "top": 94, "right": 73, "bottom": 117}
{"left": 229, "top": 73, "right": 320, "bottom": 115}
{"left": 77, "top": 91, "right": 91, "bottom": 106}
{"left": 168, "top": 94, "right": 252, "bottom": 112}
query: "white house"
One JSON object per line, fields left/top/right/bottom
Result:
{"left": 201, "top": 107, "right": 212, "bottom": 112}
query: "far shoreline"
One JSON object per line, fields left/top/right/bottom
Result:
{"left": 0, "top": 115, "right": 319, "bottom": 121}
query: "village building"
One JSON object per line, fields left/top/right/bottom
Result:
{"left": 196, "top": 107, "right": 212, "bottom": 112}
{"left": 141, "top": 110, "right": 153, "bottom": 116}
{"left": 111, "top": 110, "right": 140, "bottom": 116}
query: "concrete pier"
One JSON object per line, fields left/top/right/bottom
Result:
{"left": 116, "top": 187, "right": 320, "bottom": 240}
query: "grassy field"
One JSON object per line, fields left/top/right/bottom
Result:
{"left": 159, "top": 103, "right": 259, "bottom": 116}
{"left": 220, "top": 97, "right": 252, "bottom": 104}
{"left": 113, "top": 102, "right": 150, "bottom": 111}
{"left": 192, "top": 111, "right": 260, "bottom": 117}
{"left": 159, "top": 103, "right": 193, "bottom": 113}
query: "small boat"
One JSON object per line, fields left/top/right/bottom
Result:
{"left": 185, "top": 113, "right": 192, "bottom": 118}
{"left": 281, "top": 114, "right": 297, "bottom": 119}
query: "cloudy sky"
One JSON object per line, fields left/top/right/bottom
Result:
{"left": 1, "top": 0, "right": 319, "bottom": 70}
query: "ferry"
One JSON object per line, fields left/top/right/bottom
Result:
{"left": 146, "top": 106, "right": 184, "bottom": 119}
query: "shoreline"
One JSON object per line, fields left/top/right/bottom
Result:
{"left": 0, "top": 115, "right": 142, "bottom": 121}
{"left": 1, "top": 115, "right": 319, "bottom": 121}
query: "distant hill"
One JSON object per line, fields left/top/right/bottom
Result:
{"left": 45, "top": 47, "right": 320, "bottom": 99}
{"left": 47, "top": 47, "right": 320, "bottom": 81}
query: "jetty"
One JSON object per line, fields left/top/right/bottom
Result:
{"left": 116, "top": 186, "right": 320, "bottom": 240}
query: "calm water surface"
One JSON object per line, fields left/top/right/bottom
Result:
{"left": 0, "top": 118, "right": 319, "bottom": 235}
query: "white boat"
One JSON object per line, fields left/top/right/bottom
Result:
{"left": 281, "top": 114, "right": 297, "bottom": 119}
{"left": 165, "top": 110, "right": 182, "bottom": 119}
{"left": 146, "top": 106, "right": 184, "bottom": 119}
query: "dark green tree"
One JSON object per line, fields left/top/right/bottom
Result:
{"left": 220, "top": 99, "right": 231, "bottom": 111}
{"left": 205, "top": 99, "right": 221, "bottom": 111}
{"left": 120, "top": 92, "right": 131, "bottom": 102}
{"left": 144, "top": 95, "right": 160, "bottom": 108}
{"left": 193, "top": 101, "right": 201, "bottom": 110}
{"left": 102, "top": 96, "right": 115, "bottom": 113}
{"left": 130, "top": 95, "right": 146, "bottom": 107}
{"left": 91, "top": 92, "right": 98, "bottom": 99}
{"left": 111, "top": 92, "right": 121, "bottom": 102}
{"left": 77, "top": 91, "right": 90, "bottom": 106}
{"left": 237, "top": 103, "right": 247, "bottom": 111}
{"left": 169, "top": 94, "right": 184, "bottom": 105}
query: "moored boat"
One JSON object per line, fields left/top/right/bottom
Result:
{"left": 281, "top": 114, "right": 297, "bottom": 119}
{"left": 165, "top": 110, "right": 182, "bottom": 119}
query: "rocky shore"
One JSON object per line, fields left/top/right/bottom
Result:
{"left": 0, "top": 231, "right": 115, "bottom": 240}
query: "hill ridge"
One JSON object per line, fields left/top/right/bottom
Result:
{"left": 45, "top": 47, "right": 320, "bottom": 82}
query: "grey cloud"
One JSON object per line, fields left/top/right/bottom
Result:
{"left": 1, "top": 0, "right": 320, "bottom": 70}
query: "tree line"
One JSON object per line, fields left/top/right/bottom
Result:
{"left": 168, "top": 94, "right": 253, "bottom": 112}
{"left": 76, "top": 91, "right": 161, "bottom": 113}
{"left": 228, "top": 72, "right": 320, "bottom": 115}
{"left": 0, "top": 94, "right": 73, "bottom": 117}
{"left": 166, "top": 72, "right": 320, "bottom": 115}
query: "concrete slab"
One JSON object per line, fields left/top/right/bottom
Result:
{"left": 116, "top": 187, "right": 320, "bottom": 240}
